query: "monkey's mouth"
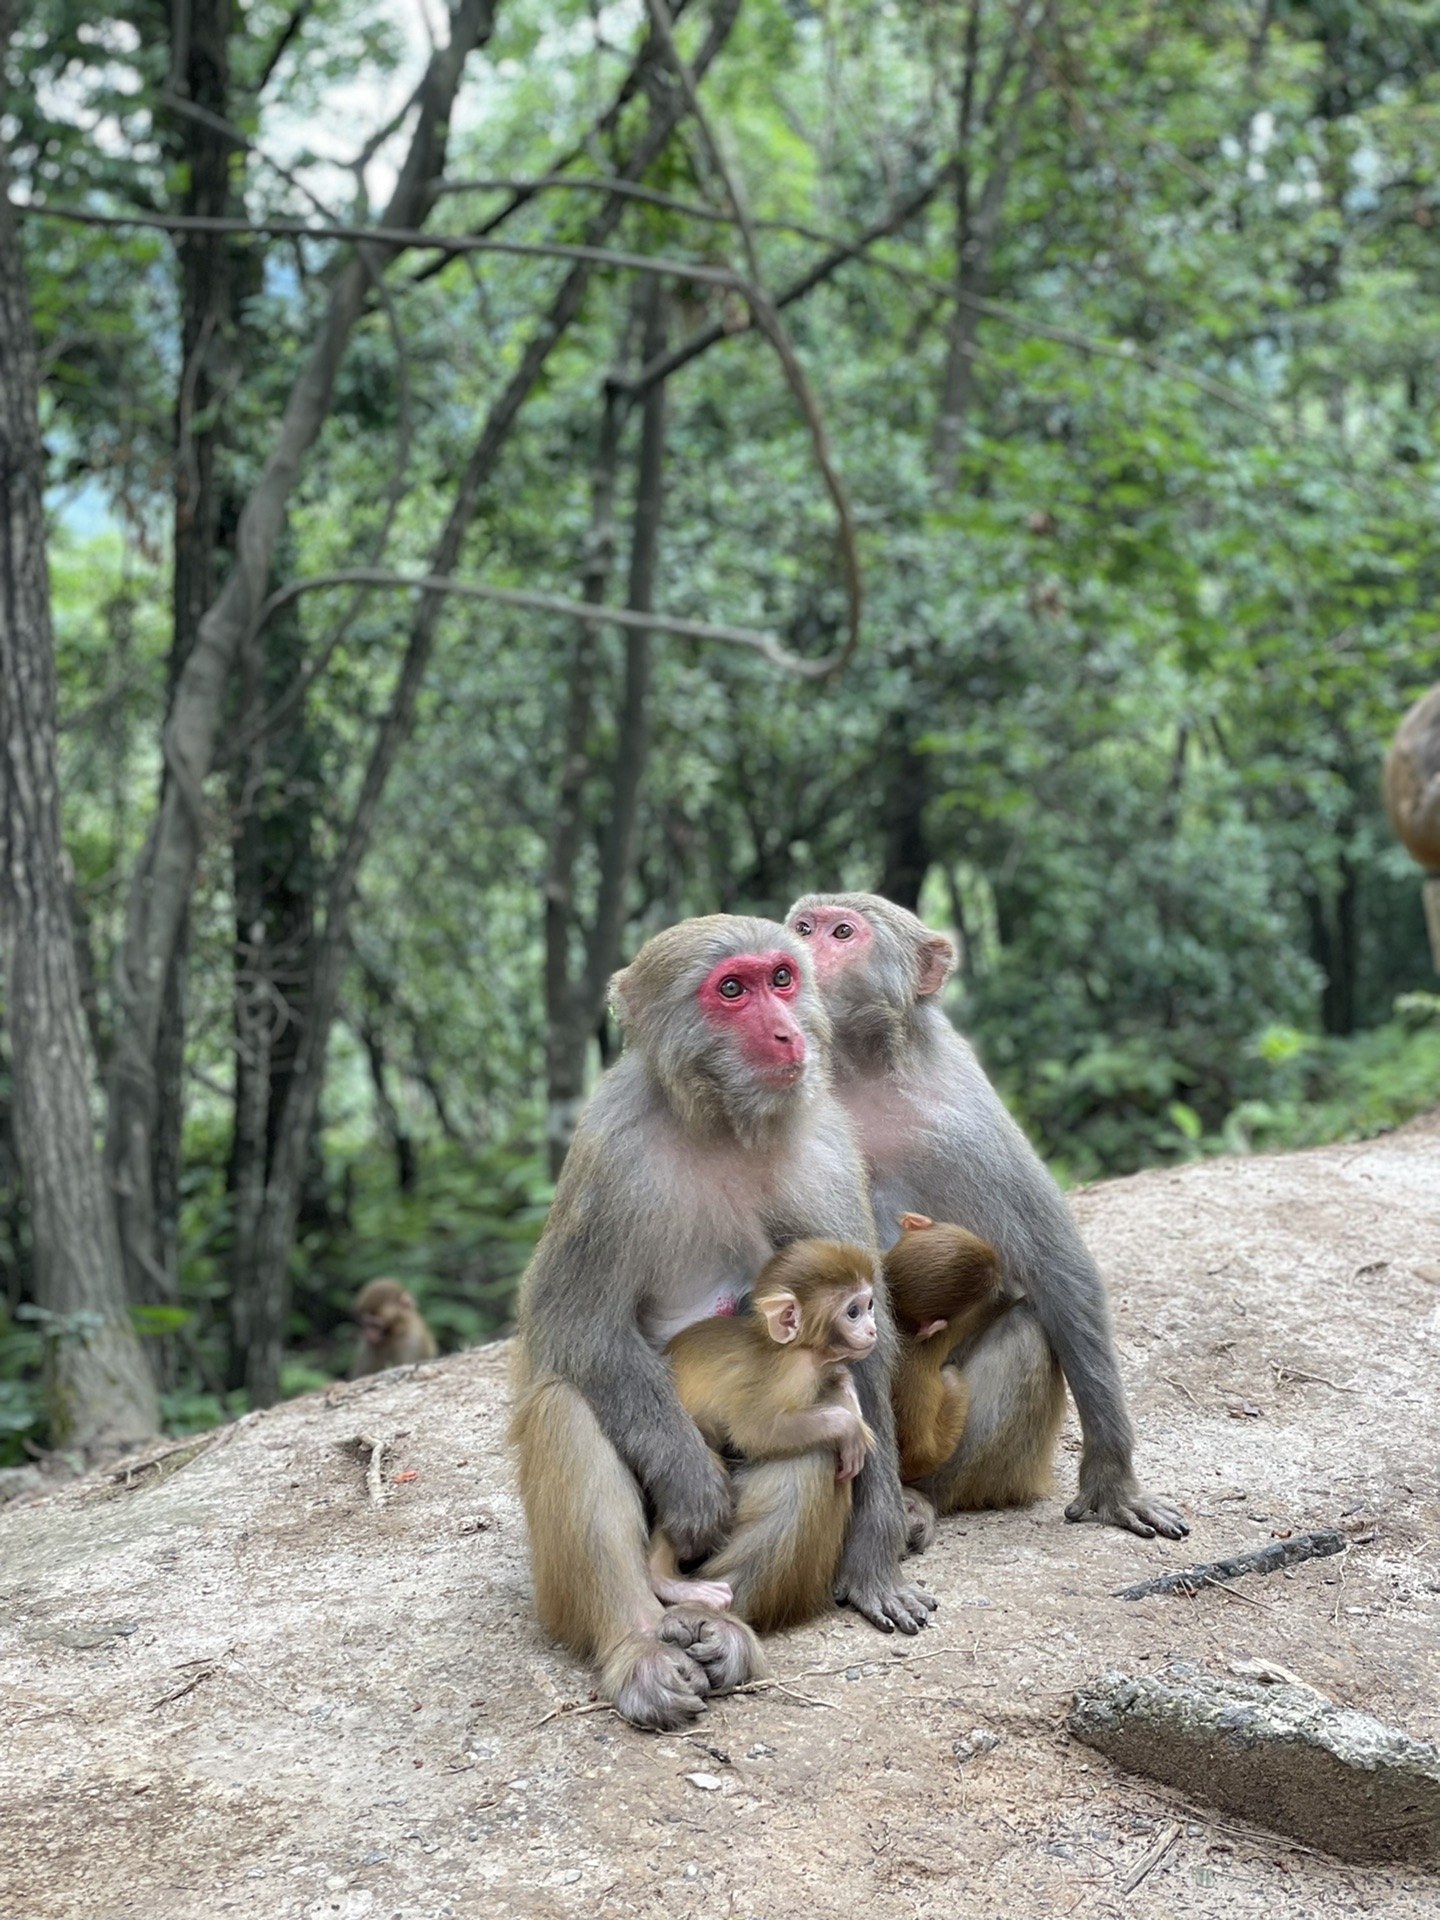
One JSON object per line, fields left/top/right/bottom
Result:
{"left": 757, "top": 1059, "right": 806, "bottom": 1088}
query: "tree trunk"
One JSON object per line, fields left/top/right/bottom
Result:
{"left": 0, "top": 96, "right": 159, "bottom": 1452}
{"left": 545, "top": 285, "right": 670, "bottom": 1174}
{"left": 103, "top": 0, "right": 499, "bottom": 1371}
{"left": 141, "top": 0, "right": 243, "bottom": 1344}
{"left": 877, "top": 708, "right": 932, "bottom": 911}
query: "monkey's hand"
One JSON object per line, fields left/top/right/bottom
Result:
{"left": 833, "top": 1415, "right": 873, "bottom": 1484}
{"left": 652, "top": 1452, "right": 734, "bottom": 1563}
{"left": 1066, "top": 1469, "right": 1188, "bottom": 1541}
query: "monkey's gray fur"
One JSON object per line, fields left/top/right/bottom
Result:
{"left": 513, "top": 914, "right": 935, "bottom": 1730}
{"left": 786, "top": 891, "right": 1187, "bottom": 1542}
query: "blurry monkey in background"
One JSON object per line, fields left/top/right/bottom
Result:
{"left": 786, "top": 892, "right": 1186, "bottom": 1542}
{"left": 512, "top": 915, "right": 932, "bottom": 1732}
{"left": 352, "top": 1280, "right": 438, "bottom": 1376}
{"left": 650, "top": 1239, "right": 878, "bottom": 1631}
{"left": 884, "top": 1213, "right": 1027, "bottom": 1484}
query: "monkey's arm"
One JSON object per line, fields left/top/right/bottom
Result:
{"left": 937, "top": 1062, "right": 1187, "bottom": 1541}
{"left": 834, "top": 1327, "right": 937, "bottom": 1633}
{"left": 519, "top": 1217, "right": 732, "bottom": 1562}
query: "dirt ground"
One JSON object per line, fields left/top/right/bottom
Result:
{"left": 2, "top": 1117, "right": 1438, "bottom": 1920}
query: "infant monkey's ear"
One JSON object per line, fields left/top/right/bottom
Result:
{"left": 898, "top": 1212, "right": 934, "bottom": 1232}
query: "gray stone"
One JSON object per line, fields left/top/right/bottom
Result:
{"left": 0, "top": 1466, "right": 41, "bottom": 1504}
{"left": 1069, "top": 1670, "right": 1440, "bottom": 1863}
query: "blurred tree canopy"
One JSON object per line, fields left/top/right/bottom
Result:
{"left": 2, "top": 0, "right": 1439, "bottom": 1455}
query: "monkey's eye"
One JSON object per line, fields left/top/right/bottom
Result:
{"left": 717, "top": 977, "right": 745, "bottom": 1000}
{"left": 833, "top": 922, "right": 855, "bottom": 940}
{"left": 772, "top": 965, "right": 794, "bottom": 989}
{"left": 793, "top": 918, "right": 814, "bottom": 936}
{"left": 847, "top": 1300, "right": 864, "bottom": 1319}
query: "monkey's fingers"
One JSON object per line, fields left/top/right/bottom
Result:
{"left": 838, "top": 1575, "right": 938, "bottom": 1635}
{"left": 601, "top": 1638, "right": 710, "bottom": 1731}
{"left": 1065, "top": 1484, "right": 1189, "bottom": 1541}
{"left": 659, "top": 1606, "right": 764, "bottom": 1693}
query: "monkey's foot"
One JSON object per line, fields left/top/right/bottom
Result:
{"left": 652, "top": 1575, "right": 734, "bottom": 1611}
{"left": 837, "top": 1572, "right": 937, "bottom": 1635}
{"left": 1066, "top": 1479, "right": 1189, "bottom": 1541}
{"left": 600, "top": 1633, "right": 710, "bottom": 1731}
{"left": 900, "top": 1487, "right": 937, "bottom": 1556}
{"left": 658, "top": 1605, "right": 765, "bottom": 1694}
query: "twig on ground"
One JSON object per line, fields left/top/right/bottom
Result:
{"left": 1119, "top": 1820, "right": 1182, "bottom": 1893}
{"left": 1116, "top": 1529, "right": 1346, "bottom": 1599}
{"left": 358, "top": 1432, "right": 391, "bottom": 1505}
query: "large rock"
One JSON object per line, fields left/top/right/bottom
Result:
{"left": 1, "top": 1115, "right": 1438, "bottom": 1918}
{"left": 1070, "top": 1668, "right": 1440, "bottom": 1862}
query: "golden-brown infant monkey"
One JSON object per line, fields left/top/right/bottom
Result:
{"left": 649, "top": 1241, "right": 878, "bottom": 1625}
{"left": 885, "top": 1214, "right": 1015, "bottom": 1482}
{"left": 352, "top": 1279, "right": 438, "bottom": 1376}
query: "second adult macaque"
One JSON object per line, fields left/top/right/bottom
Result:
{"left": 352, "top": 1279, "right": 438, "bottom": 1376}
{"left": 649, "top": 1240, "right": 878, "bottom": 1631}
{"left": 787, "top": 890, "right": 1186, "bottom": 1542}
{"left": 885, "top": 1214, "right": 1017, "bottom": 1483}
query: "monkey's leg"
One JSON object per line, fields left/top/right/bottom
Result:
{"left": 900, "top": 1488, "right": 937, "bottom": 1555}
{"left": 919, "top": 1306, "right": 1066, "bottom": 1514}
{"left": 698, "top": 1456, "right": 850, "bottom": 1633}
{"left": 512, "top": 1378, "right": 759, "bottom": 1727}
{"left": 648, "top": 1529, "right": 735, "bottom": 1613}
{"left": 900, "top": 1364, "right": 971, "bottom": 1483}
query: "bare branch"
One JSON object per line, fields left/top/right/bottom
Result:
{"left": 27, "top": 205, "right": 751, "bottom": 291}
{"left": 625, "top": 168, "right": 950, "bottom": 396}
{"left": 257, "top": 568, "right": 842, "bottom": 679}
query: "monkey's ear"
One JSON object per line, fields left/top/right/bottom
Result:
{"left": 608, "top": 965, "right": 635, "bottom": 1027}
{"left": 898, "top": 1212, "right": 934, "bottom": 1231}
{"left": 399, "top": 1291, "right": 417, "bottom": 1312}
{"left": 756, "top": 1290, "right": 802, "bottom": 1345}
{"left": 916, "top": 936, "right": 956, "bottom": 996}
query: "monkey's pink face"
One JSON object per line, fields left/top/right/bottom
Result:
{"left": 697, "top": 950, "right": 807, "bottom": 1087}
{"left": 786, "top": 903, "right": 872, "bottom": 980}
{"left": 831, "top": 1284, "right": 878, "bottom": 1361}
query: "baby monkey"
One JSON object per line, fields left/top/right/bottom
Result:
{"left": 886, "top": 1214, "right": 1015, "bottom": 1482}
{"left": 649, "top": 1241, "right": 879, "bottom": 1625}
{"left": 352, "top": 1279, "right": 438, "bottom": 1376}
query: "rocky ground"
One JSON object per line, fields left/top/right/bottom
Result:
{"left": 1, "top": 1116, "right": 1437, "bottom": 1920}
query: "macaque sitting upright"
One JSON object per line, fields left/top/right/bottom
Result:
{"left": 884, "top": 1214, "right": 1016, "bottom": 1483}
{"left": 649, "top": 1239, "right": 879, "bottom": 1632}
{"left": 352, "top": 1279, "right": 438, "bottom": 1377}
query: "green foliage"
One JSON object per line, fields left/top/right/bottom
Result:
{"left": 4, "top": 0, "right": 1440, "bottom": 1442}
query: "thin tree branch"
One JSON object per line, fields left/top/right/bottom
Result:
{"left": 257, "top": 567, "right": 841, "bottom": 678}
{"left": 26, "top": 204, "right": 755, "bottom": 288}
{"left": 625, "top": 167, "right": 950, "bottom": 397}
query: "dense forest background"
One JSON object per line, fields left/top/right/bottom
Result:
{"left": 2, "top": 0, "right": 1438, "bottom": 1460}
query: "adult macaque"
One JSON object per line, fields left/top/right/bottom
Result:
{"left": 512, "top": 915, "right": 932, "bottom": 1731}
{"left": 352, "top": 1280, "right": 438, "bottom": 1376}
{"left": 649, "top": 1239, "right": 878, "bottom": 1630}
{"left": 786, "top": 892, "right": 1187, "bottom": 1542}
{"left": 885, "top": 1213, "right": 1027, "bottom": 1484}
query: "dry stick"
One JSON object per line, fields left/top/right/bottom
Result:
{"left": 1115, "top": 1529, "right": 1346, "bottom": 1600}
{"left": 1119, "top": 1821, "right": 1182, "bottom": 1895}
{"left": 1199, "top": 1573, "right": 1277, "bottom": 1613}
{"left": 358, "top": 1432, "right": 390, "bottom": 1505}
